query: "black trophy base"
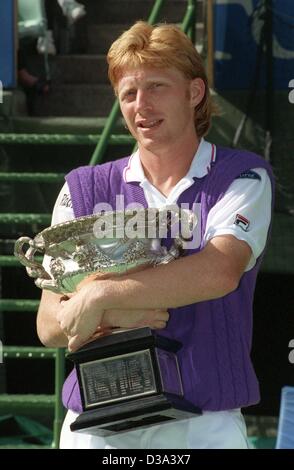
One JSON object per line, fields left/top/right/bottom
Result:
{"left": 70, "top": 393, "right": 201, "bottom": 437}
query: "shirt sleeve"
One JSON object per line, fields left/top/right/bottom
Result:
{"left": 42, "top": 182, "right": 75, "bottom": 274}
{"left": 203, "top": 168, "right": 272, "bottom": 271}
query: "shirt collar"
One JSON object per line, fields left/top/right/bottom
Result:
{"left": 123, "top": 138, "right": 216, "bottom": 183}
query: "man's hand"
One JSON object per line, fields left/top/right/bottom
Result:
{"left": 56, "top": 280, "right": 170, "bottom": 352}
{"left": 67, "top": 325, "right": 113, "bottom": 352}
{"left": 56, "top": 282, "right": 105, "bottom": 348}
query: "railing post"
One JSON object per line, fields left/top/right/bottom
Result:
{"left": 52, "top": 348, "right": 66, "bottom": 448}
{"left": 147, "top": 0, "right": 165, "bottom": 24}
{"left": 207, "top": 0, "right": 214, "bottom": 88}
{"left": 89, "top": 100, "right": 120, "bottom": 166}
{"left": 181, "top": 0, "right": 196, "bottom": 40}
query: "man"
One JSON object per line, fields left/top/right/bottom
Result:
{"left": 37, "top": 21, "right": 274, "bottom": 448}
{"left": 36, "top": 0, "right": 86, "bottom": 55}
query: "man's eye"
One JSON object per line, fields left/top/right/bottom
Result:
{"left": 121, "top": 90, "right": 135, "bottom": 101}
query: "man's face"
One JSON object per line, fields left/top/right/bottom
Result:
{"left": 117, "top": 66, "right": 200, "bottom": 153}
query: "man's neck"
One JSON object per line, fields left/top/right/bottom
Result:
{"left": 138, "top": 136, "right": 200, "bottom": 197}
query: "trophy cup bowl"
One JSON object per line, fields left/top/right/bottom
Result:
{"left": 14, "top": 208, "right": 200, "bottom": 436}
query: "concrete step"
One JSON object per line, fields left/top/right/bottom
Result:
{"left": 32, "top": 84, "right": 115, "bottom": 117}
{"left": 82, "top": 0, "right": 190, "bottom": 24}
{"left": 87, "top": 21, "right": 205, "bottom": 55}
{"left": 87, "top": 9, "right": 204, "bottom": 55}
{"left": 54, "top": 54, "right": 108, "bottom": 84}
{"left": 0, "top": 91, "right": 27, "bottom": 119}
{"left": 28, "top": 55, "right": 108, "bottom": 85}
{"left": 87, "top": 24, "right": 132, "bottom": 55}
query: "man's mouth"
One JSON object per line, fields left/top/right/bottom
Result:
{"left": 137, "top": 119, "right": 163, "bottom": 129}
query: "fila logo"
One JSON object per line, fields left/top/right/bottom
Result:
{"left": 60, "top": 193, "right": 72, "bottom": 208}
{"left": 234, "top": 213, "right": 250, "bottom": 232}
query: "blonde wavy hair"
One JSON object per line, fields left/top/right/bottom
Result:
{"left": 107, "top": 21, "right": 213, "bottom": 138}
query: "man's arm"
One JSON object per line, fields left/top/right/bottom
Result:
{"left": 58, "top": 235, "right": 252, "bottom": 350}
{"left": 96, "top": 235, "right": 252, "bottom": 308}
{"left": 37, "top": 290, "right": 69, "bottom": 347}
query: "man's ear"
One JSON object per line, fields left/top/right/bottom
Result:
{"left": 190, "top": 78, "right": 206, "bottom": 107}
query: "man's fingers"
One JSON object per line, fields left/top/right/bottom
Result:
{"left": 68, "top": 335, "right": 82, "bottom": 352}
{"left": 68, "top": 333, "right": 92, "bottom": 352}
{"left": 150, "top": 310, "right": 169, "bottom": 329}
{"left": 68, "top": 328, "right": 113, "bottom": 352}
{"left": 153, "top": 320, "right": 168, "bottom": 329}
{"left": 59, "top": 293, "right": 75, "bottom": 303}
{"left": 155, "top": 310, "right": 169, "bottom": 321}
{"left": 91, "top": 327, "right": 112, "bottom": 339}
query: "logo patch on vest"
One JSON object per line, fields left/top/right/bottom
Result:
{"left": 236, "top": 170, "right": 261, "bottom": 181}
{"left": 234, "top": 213, "right": 250, "bottom": 232}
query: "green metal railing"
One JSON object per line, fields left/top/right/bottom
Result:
{"left": 53, "top": 348, "right": 65, "bottom": 448}
{"left": 1, "top": 345, "right": 65, "bottom": 448}
{"left": 0, "top": 299, "right": 40, "bottom": 311}
{"left": 0, "top": 298, "right": 66, "bottom": 448}
{"left": 0, "top": 256, "right": 42, "bottom": 267}
{"left": 0, "top": 133, "right": 134, "bottom": 146}
{"left": 0, "top": 172, "right": 64, "bottom": 183}
{"left": 0, "top": 0, "right": 197, "bottom": 448}
{"left": 3, "top": 346, "right": 57, "bottom": 359}
{"left": 0, "top": 213, "right": 51, "bottom": 225}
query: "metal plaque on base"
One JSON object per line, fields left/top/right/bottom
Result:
{"left": 68, "top": 327, "right": 200, "bottom": 436}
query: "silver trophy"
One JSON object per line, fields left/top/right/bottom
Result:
{"left": 14, "top": 208, "right": 188, "bottom": 293}
{"left": 14, "top": 208, "right": 200, "bottom": 436}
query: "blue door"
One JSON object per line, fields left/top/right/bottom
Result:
{"left": 0, "top": 0, "right": 17, "bottom": 89}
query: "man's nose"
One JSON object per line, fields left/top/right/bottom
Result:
{"left": 135, "top": 89, "right": 152, "bottom": 113}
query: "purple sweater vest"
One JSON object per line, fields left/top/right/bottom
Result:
{"left": 62, "top": 146, "right": 274, "bottom": 413}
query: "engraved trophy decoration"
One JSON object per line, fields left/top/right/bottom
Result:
{"left": 14, "top": 208, "right": 200, "bottom": 436}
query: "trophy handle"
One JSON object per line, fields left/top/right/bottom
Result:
{"left": 14, "top": 236, "right": 50, "bottom": 280}
{"left": 34, "top": 277, "right": 60, "bottom": 293}
{"left": 156, "top": 239, "right": 184, "bottom": 265}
